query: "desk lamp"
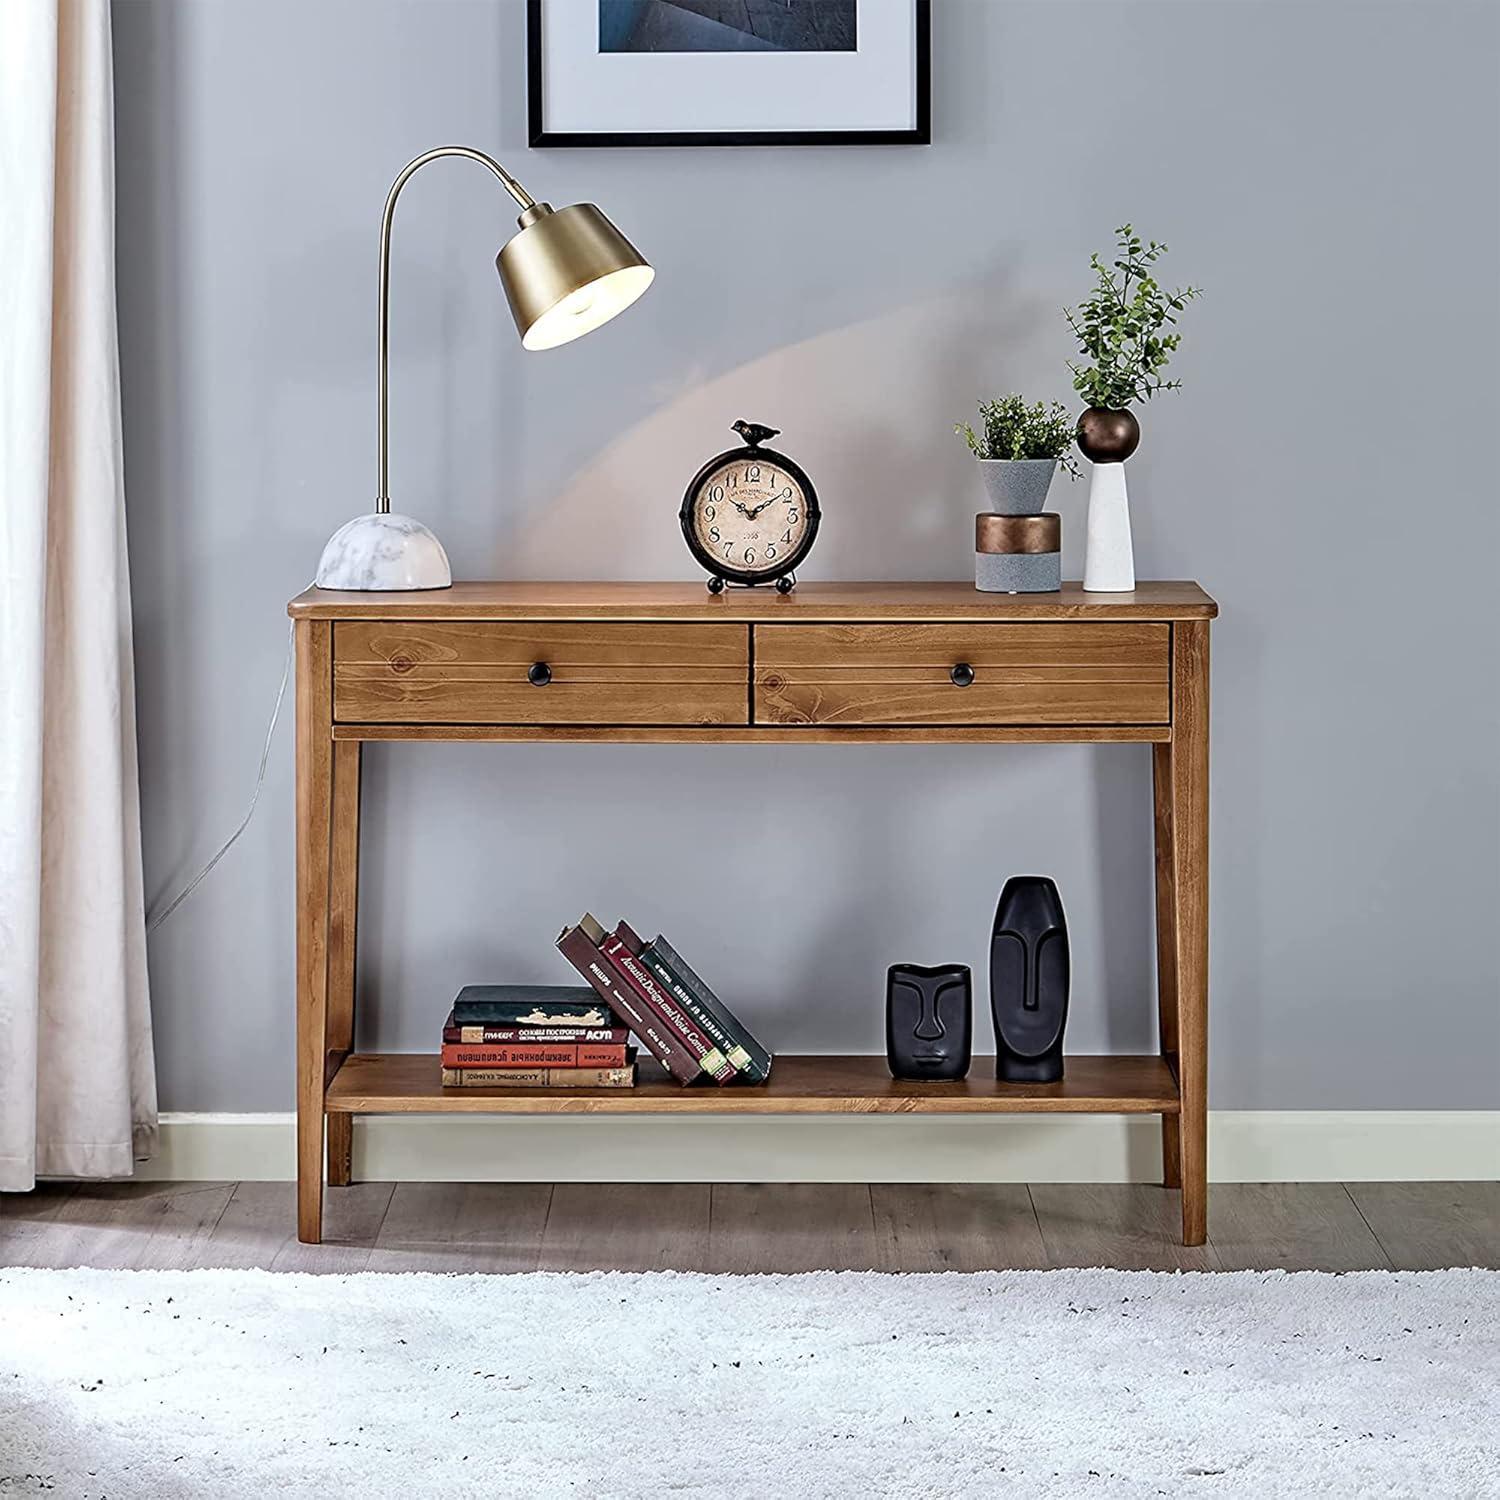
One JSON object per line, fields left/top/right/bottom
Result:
{"left": 316, "top": 145, "right": 654, "bottom": 590}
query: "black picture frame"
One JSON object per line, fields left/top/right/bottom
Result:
{"left": 528, "top": 0, "right": 930, "bottom": 148}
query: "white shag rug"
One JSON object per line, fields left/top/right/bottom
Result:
{"left": 1, "top": 1268, "right": 1496, "bottom": 1499}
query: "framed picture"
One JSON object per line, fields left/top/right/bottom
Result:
{"left": 528, "top": 0, "right": 930, "bottom": 147}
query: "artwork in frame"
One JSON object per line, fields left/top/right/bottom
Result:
{"left": 528, "top": 0, "right": 930, "bottom": 147}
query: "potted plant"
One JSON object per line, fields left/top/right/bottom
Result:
{"left": 1065, "top": 225, "right": 1200, "bottom": 590}
{"left": 955, "top": 395, "right": 1079, "bottom": 515}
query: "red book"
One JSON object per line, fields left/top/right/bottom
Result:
{"left": 556, "top": 916, "right": 702, "bottom": 1085}
{"left": 441, "top": 1042, "right": 630, "bottom": 1069}
{"left": 441, "top": 1024, "right": 631, "bottom": 1046}
{"left": 601, "top": 935, "right": 736, "bottom": 1084}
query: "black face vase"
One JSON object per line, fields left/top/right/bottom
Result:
{"left": 886, "top": 963, "right": 972, "bottom": 1081}
{"left": 990, "top": 876, "right": 1070, "bottom": 1083}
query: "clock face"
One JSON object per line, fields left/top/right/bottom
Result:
{"left": 686, "top": 455, "right": 813, "bottom": 579}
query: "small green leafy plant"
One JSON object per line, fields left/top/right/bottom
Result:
{"left": 954, "top": 395, "right": 1080, "bottom": 478}
{"left": 1065, "top": 225, "right": 1201, "bottom": 410}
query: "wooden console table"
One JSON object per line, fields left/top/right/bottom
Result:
{"left": 288, "top": 581, "right": 1216, "bottom": 1245}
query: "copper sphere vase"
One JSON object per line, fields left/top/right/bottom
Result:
{"left": 1078, "top": 408, "right": 1139, "bottom": 593}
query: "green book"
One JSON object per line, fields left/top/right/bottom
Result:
{"left": 450, "top": 985, "right": 615, "bottom": 1028}
{"left": 635, "top": 932, "right": 773, "bottom": 1084}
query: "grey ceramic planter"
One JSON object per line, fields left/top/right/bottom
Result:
{"left": 978, "top": 458, "right": 1057, "bottom": 515}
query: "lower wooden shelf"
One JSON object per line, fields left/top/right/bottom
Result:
{"left": 325, "top": 1053, "right": 1179, "bottom": 1115}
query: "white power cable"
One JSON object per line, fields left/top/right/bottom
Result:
{"left": 145, "top": 608, "right": 299, "bottom": 934}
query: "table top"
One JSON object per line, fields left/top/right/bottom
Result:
{"left": 288, "top": 580, "right": 1218, "bottom": 622}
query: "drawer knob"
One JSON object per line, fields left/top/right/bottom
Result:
{"left": 950, "top": 662, "right": 975, "bottom": 688}
{"left": 527, "top": 661, "right": 552, "bottom": 687}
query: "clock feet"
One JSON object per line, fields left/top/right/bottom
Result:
{"left": 706, "top": 575, "right": 726, "bottom": 595}
{"left": 775, "top": 573, "right": 796, "bottom": 594}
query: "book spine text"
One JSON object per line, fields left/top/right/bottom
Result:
{"left": 440, "top": 1066, "right": 635, "bottom": 1089}
{"left": 441, "top": 1043, "right": 630, "bottom": 1069}
{"left": 556, "top": 926, "right": 702, "bottom": 1085}
{"left": 443, "top": 1026, "right": 630, "bottom": 1045}
{"left": 602, "top": 938, "right": 736, "bottom": 1084}
{"left": 646, "top": 937, "right": 773, "bottom": 1082}
{"left": 637, "top": 950, "right": 759, "bottom": 1080}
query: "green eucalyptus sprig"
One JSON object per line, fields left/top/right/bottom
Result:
{"left": 954, "top": 395, "right": 1080, "bottom": 479}
{"left": 1064, "top": 226, "right": 1201, "bottom": 410}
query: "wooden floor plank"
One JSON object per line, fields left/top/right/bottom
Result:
{"left": 0, "top": 1181, "right": 77, "bottom": 1221}
{"left": 1206, "top": 1184, "right": 1391, "bottom": 1271}
{"left": 366, "top": 1183, "right": 552, "bottom": 1273}
{"left": 29, "top": 1182, "right": 235, "bottom": 1270}
{"left": 538, "top": 1183, "right": 710, "bottom": 1272}
{"left": 1347, "top": 1182, "right": 1500, "bottom": 1270}
{"left": 205, "top": 1182, "right": 395, "bottom": 1273}
{"left": 708, "top": 1184, "right": 878, "bottom": 1273}
{"left": 10, "top": 1179, "right": 1493, "bottom": 1274}
{"left": 0, "top": 1182, "right": 81, "bottom": 1268}
{"left": 1030, "top": 1185, "right": 1221, "bottom": 1270}
{"left": 871, "top": 1184, "right": 1048, "bottom": 1271}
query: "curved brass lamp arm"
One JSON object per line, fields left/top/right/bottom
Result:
{"left": 377, "top": 147, "right": 536, "bottom": 512}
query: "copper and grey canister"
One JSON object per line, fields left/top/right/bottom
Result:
{"left": 975, "top": 513, "right": 1061, "bottom": 593}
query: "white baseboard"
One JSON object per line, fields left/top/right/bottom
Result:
{"left": 133, "top": 1111, "right": 1500, "bottom": 1184}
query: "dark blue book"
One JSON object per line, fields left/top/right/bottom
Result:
{"left": 450, "top": 985, "right": 616, "bottom": 1028}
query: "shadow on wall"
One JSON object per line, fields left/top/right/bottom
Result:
{"left": 500, "top": 278, "right": 1079, "bottom": 581}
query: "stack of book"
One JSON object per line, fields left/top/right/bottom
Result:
{"left": 439, "top": 915, "right": 773, "bottom": 1092}
{"left": 555, "top": 912, "right": 773, "bottom": 1086}
{"left": 440, "top": 986, "right": 637, "bottom": 1090}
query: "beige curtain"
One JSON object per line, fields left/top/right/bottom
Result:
{"left": 0, "top": 0, "right": 157, "bottom": 1190}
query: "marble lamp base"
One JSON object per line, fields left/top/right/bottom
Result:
{"left": 315, "top": 512, "right": 452, "bottom": 591}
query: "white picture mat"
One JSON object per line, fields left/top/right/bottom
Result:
{"left": 539, "top": 0, "right": 920, "bottom": 135}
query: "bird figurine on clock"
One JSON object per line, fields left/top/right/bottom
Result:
{"left": 680, "top": 420, "right": 821, "bottom": 592}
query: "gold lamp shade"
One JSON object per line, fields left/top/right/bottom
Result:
{"left": 497, "top": 202, "right": 654, "bottom": 352}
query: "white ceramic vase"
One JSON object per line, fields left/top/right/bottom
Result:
{"left": 1082, "top": 462, "right": 1134, "bottom": 592}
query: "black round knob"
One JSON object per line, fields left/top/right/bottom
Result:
{"left": 950, "top": 662, "right": 975, "bottom": 687}
{"left": 527, "top": 661, "right": 552, "bottom": 686}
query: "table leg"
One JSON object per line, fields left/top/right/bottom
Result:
{"left": 1167, "top": 620, "right": 1210, "bottom": 1246}
{"left": 1152, "top": 742, "right": 1181, "bottom": 1191}
{"left": 295, "top": 620, "right": 334, "bottom": 1244}
{"left": 325, "top": 740, "right": 361, "bottom": 1187}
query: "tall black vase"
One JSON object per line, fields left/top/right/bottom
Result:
{"left": 989, "top": 876, "right": 1069, "bottom": 1083}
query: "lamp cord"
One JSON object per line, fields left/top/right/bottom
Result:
{"left": 145, "top": 602, "right": 301, "bottom": 934}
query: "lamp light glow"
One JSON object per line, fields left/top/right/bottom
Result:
{"left": 498, "top": 202, "right": 654, "bottom": 351}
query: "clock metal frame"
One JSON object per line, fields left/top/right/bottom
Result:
{"left": 679, "top": 442, "right": 821, "bottom": 591}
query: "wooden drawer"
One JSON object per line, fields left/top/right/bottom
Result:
{"left": 334, "top": 621, "right": 749, "bottom": 725}
{"left": 754, "top": 623, "right": 1170, "bottom": 726}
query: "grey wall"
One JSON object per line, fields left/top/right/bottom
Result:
{"left": 114, "top": 0, "right": 1500, "bottom": 1114}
